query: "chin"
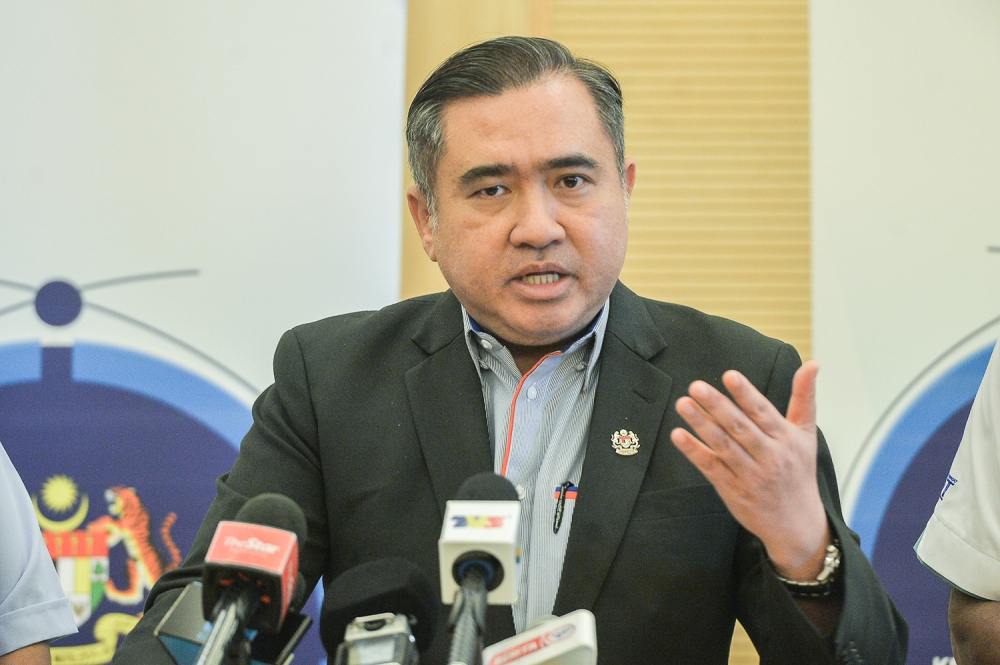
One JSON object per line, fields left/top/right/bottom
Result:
{"left": 509, "top": 319, "right": 584, "bottom": 347}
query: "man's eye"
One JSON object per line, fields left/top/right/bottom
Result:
{"left": 561, "top": 175, "right": 585, "bottom": 188}
{"left": 479, "top": 185, "right": 505, "bottom": 197}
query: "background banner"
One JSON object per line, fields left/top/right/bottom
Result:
{"left": 0, "top": 2, "right": 406, "bottom": 662}
{"left": 812, "top": 2, "right": 1000, "bottom": 662}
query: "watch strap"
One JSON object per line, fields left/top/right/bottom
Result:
{"left": 775, "top": 538, "right": 842, "bottom": 599}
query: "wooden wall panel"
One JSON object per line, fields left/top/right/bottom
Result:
{"left": 543, "top": 5, "right": 808, "bottom": 661}
{"left": 544, "top": 6, "right": 809, "bottom": 661}
{"left": 544, "top": 0, "right": 811, "bottom": 360}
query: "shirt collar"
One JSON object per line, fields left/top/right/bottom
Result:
{"left": 462, "top": 300, "right": 610, "bottom": 386}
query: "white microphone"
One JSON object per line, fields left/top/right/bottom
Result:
{"left": 439, "top": 473, "right": 521, "bottom": 665}
{"left": 481, "top": 610, "right": 597, "bottom": 665}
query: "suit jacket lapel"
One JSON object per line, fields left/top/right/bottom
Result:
{"left": 404, "top": 291, "right": 517, "bottom": 641}
{"left": 404, "top": 291, "right": 494, "bottom": 517}
{"left": 554, "top": 283, "right": 674, "bottom": 614}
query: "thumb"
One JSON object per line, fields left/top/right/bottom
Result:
{"left": 785, "top": 360, "right": 818, "bottom": 430}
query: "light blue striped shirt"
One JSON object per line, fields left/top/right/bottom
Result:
{"left": 462, "top": 302, "right": 609, "bottom": 632}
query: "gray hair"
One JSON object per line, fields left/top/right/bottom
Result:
{"left": 406, "top": 36, "right": 625, "bottom": 216}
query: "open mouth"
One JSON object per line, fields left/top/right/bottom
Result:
{"left": 520, "top": 273, "right": 561, "bottom": 285}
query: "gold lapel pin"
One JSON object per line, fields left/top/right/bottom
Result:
{"left": 612, "top": 429, "right": 639, "bottom": 456}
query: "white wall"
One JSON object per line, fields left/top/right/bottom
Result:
{"left": 811, "top": 0, "right": 1000, "bottom": 485}
{"left": 0, "top": 0, "right": 406, "bottom": 398}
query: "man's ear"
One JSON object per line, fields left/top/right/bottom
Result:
{"left": 406, "top": 186, "right": 438, "bottom": 262}
{"left": 623, "top": 158, "right": 637, "bottom": 199}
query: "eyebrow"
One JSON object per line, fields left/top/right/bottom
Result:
{"left": 545, "top": 154, "right": 599, "bottom": 171}
{"left": 459, "top": 164, "right": 514, "bottom": 186}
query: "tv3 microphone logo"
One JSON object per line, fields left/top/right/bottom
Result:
{"left": 451, "top": 515, "right": 507, "bottom": 528}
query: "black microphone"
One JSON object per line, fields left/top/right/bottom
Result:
{"left": 440, "top": 473, "right": 520, "bottom": 665}
{"left": 320, "top": 557, "right": 441, "bottom": 665}
{"left": 195, "top": 493, "right": 308, "bottom": 665}
{"left": 290, "top": 572, "right": 309, "bottom": 614}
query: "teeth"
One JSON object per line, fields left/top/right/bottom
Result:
{"left": 522, "top": 273, "right": 560, "bottom": 285}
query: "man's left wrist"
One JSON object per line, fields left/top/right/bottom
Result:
{"left": 767, "top": 514, "right": 833, "bottom": 581}
{"left": 774, "top": 538, "right": 842, "bottom": 599}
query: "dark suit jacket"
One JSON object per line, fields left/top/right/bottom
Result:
{"left": 113, "top": 283, "right": 907, "bottom": 664}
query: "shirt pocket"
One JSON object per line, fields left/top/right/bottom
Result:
{"left": 629, "top": 484, "right": 728, "bottom": 522}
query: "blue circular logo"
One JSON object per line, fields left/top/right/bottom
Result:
{"left": 0, "top": 273, "right": 326, "bottom": 663}
{"left": 845, "top": 319, "right": 1000, "bottom": 663}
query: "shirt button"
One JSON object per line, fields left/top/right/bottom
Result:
{"left": 516, "top": 484, "right": 526, "bottom": 500}
{"left": 526, "top": 385, "right": 538, "bottom": 400}
{"left": 480, "top": 339, "right": 493, "bottom": 350}
{"left": 575, "top": 362, "right": 586, "bottom": 371}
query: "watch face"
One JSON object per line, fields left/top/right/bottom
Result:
{"left": 817, "top": 543, "right": 840, "bottom": 583}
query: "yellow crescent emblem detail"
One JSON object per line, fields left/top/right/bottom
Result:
{"left": 33, "top": 494, "right": 89, "bottom": 533}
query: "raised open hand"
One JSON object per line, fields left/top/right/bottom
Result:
{"left": 670, "top": 360, "right": 831, "bottom": 581}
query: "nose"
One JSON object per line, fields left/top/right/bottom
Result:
{"left": 508, "top": 184, "right": 566, "bottom": 249}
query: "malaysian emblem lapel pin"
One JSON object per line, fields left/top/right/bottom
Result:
{"left": 612, "top": 429, "right": 640, "bottom": 456}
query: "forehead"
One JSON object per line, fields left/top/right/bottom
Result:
{"left": 437, "top": 75, "right": 614, "bottom": 173}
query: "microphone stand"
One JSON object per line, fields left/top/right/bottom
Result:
{"left": 196, "top": 592, "right": 256, "bottom": 665}
{"left": 447, "top": 567, "right": 488, "bottom": 665}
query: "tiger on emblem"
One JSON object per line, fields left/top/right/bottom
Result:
{"left": 87, "top": 486, "right": 182, "bottom": 605}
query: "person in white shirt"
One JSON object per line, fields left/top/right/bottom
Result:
{"left": 0, "top": 442, "right": 77, "bottom": 665}
{"left": 916, "top": 340, "right": 1000, "bottom": 663}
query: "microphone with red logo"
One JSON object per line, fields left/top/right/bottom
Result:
{"left": 439, "top": 473, "right": 521, "bottom": 665}
{"left": 480, "top": 611, "right": 597, "bottom": 665}
{"left": 194, "top": 493, "right": 308, "bottom": 665}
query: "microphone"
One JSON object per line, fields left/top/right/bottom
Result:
{"left": 320, "top": 557, "right": 441, "bottom": 665}
{"left": 439, "top": 473, "right": 521, "bottom": 665}
{"left": 195, "top": 493, "right": 308, "bottom": 665}
{"left": 480, "top": 611, "right": 597, "bottom": 665}
{"left": 154, "top": 579, "right": 313, "bottom": 665}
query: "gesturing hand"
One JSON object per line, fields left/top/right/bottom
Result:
{"left": 669, "top": 360, "right": 831, "bottom": 581}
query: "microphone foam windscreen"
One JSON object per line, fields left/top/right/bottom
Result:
{"left": 290, "top": 572, "right": 309, "bottom": 613}
{"left": 320, "top": 557, "right": 441, "bottom": 654}
{"left": 454, "top": 472, "right": 519, "bottom": 502}
{"left": 234, "top": 493, "right": 308, "bottom": 544}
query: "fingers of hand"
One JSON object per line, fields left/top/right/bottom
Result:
{"left": 675, "top": 395, "right": 757, "bottom": 477}
{"left": 672, "top": 425, "right": 781, "bottom": 536}
{"left": 721, "top": 370, "right": 787, "bottom": 439}
{"left": 786, "top": 360, "right": 819, "bottom": 429}
{"left": 673, "top": 370, "right": 826, "bottom": 560}
{"left": 670, "top": 426, "right": 736, "bottom": 485}
{"left": 686, "top": 380, "right": 770, "bottom": 458}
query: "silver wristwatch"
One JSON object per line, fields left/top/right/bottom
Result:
{"left": 776, "top": 539, "right": 842, "bottom": 598}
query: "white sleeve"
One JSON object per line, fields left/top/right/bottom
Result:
{"left": 915, "top": 340, "right": 1000, "bottom": 599}
{"left": 0, "top": 442, "right": 78, "bottom": 655}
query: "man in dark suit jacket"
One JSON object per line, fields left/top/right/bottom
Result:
{"left": 114, "top": 36, "right": 907, "bottom": 663}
